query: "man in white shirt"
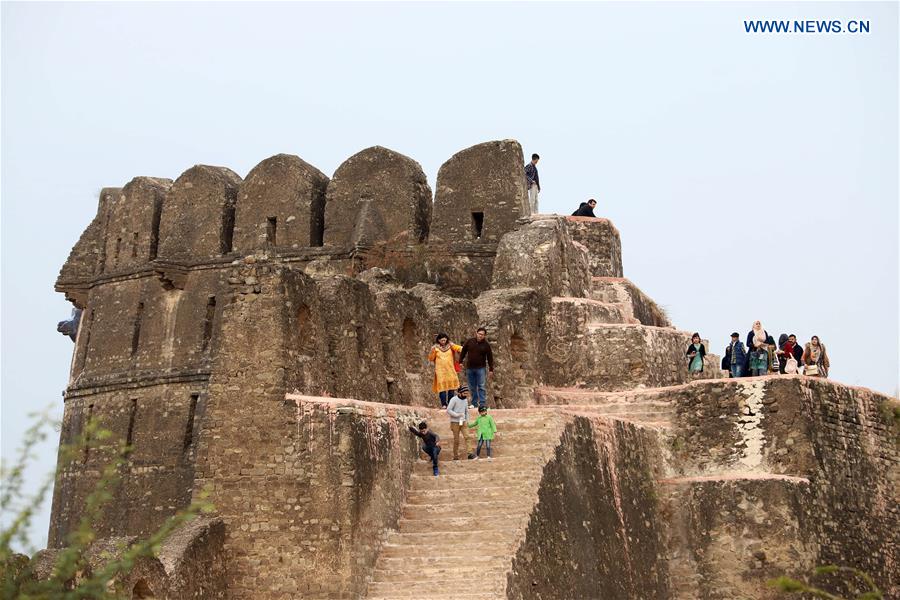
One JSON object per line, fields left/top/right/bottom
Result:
{"left": 446, "top": 385, "right": 474, "bottom": 460}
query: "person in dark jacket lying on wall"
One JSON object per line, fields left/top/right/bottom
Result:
{"left": 56, "top": 307, "right": 82, "bottom": 342}
{"left": 571, "top": 198, "right": 598, "bottom": 217}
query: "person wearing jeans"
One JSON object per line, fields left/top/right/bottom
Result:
{"left": 726, "top": 332, "right": 746, "bottom": 378}
{"left": 409, "top": 421, "right": 442, "bottom": 476}
{"left": 460, "top": 327, "right": 494, "bottom": 407}
{"left": 469, "top": 406, "right": 497, "bottom": 460}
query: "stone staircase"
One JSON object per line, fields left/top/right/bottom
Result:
{"left": 534, "top": 386, "right": 676, "bottom": 429}
{"left": 364, "top": 411, "right": 565, "bottom": 599}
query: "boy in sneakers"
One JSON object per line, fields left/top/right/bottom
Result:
{"left": 446, "top": 385, "right": 475, "bottom": 460}
{"left": 468, "top": 406, "right": 497, "bottom": 461}
{"left": 408, "top": 421, "right": 442, "bottom": 476}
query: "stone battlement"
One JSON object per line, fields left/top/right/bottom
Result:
{"left": 45, "top": 139, "right": 898, "bottom": 599}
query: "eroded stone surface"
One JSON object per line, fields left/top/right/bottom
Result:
{"left": 432, "top": 139, "right": 528, "bottom": 243}
{"left": 323, "top": 146, "right": 432, "bottom": 249}
{"left": 44, "top": 146, "right": 897, "bottom": 599}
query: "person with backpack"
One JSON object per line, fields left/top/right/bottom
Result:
{"left": 723, "top": 332, "right": 747, "bottom": 378}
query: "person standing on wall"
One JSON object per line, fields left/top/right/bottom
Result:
{"left": 460, "top": 327, "right": 494, "bottom": 408}
{"left": 524, "top": 153, "right": 540, "bottom": 213}
{"left": 685, "top": 333, "right": 706, "bottom": 377}
{"left": 571, "top": 199, "right": 597, "bottom": 217}
{"left": 747, "top": 321, "right": 773, "bottom": 377}
{"left": 428, "top": 333, "right": 462, "bottom": 407}
{"left": 724, "top": 332, "right": 746, "bottom": 378}
{"left": 801, "top": 335, "right": 830, "bottom": 378}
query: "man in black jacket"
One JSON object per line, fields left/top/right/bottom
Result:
{"left": 460, "top": 327, "right": 494, "bottom": 408}
{"left": 409, "top": 421, "right": 441, "bottom": 476}
{"left": 571, "top": 199, "right": 597, "bottom": 217}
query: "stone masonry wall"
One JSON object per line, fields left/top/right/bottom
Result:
{"left": 507, "top": 416, "right": 670, "bottom": 599}
{"left": 565, "top": 217, "right": 624, "bottom": 278}
{"left": 541, "top": 323, "right": 722, "bottom": 391}
{"left": 49, "top": 380, "right": 204, "bottom": 547}
{"left": 667, "top": 377, "right": 899, "bottom": 596}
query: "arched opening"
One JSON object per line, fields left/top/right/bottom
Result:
{"left": 132, "top": 579, "right": 156, "bottom": 599}
{"left": 402, "top": 318, "right": 418, "bottom": 370}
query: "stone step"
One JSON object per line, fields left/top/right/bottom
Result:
{"left": 427, "top": 422, "right": 561, "bottom": 436}
{"left": 406, "top": 486, "right": 532, "bottom": 504}
{"left": 426, "top": 455, "right": 543, "bottom": 471}
{"left": 402, "top": 499, "right": 533, "bottom": 519}
{"left": 384, "top": 530, "right": 519, "bottom": 547}
{"left": 409, "top": 471, "right": 539, "bottom": 488}
{"left": 368, "top": 595, "right": 499, "bottom": 600}
{"left": 379, "top": 541, "right": 515, "bottom": 558}
{"left": 414, "top": 434, "right": 558, "bottom": 452}
{"left": 373, "top": 563, "right": 508, "bottom": 582}
{"left": 398, "top": 514, "right": 529, "bottom": 532}
{"left": 366, "top": 580, "right": 505, "bottom": 597}
{"left": 549, "top": 296, "right": 631, "bottom": 325}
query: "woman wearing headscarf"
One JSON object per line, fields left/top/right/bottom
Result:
{"left": 428, "top": 332, "right": 463, "bottom": 407}
{"left": 801, "top": 335, "right": 830, "bottom": 377}
{"left": 776, "top": 333, "right": 789, "bottom": 373}
{"left": 685, "top": 333, "right": 706, "bottom": 377}
{"left": 746, "top": 321, "right": 772, "bottom": 377}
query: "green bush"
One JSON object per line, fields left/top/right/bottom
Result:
{"left": 1, "top": 411, "right": 213, "bottom": 599}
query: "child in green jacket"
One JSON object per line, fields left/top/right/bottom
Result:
{"left": 468, "top": 406, "right": 497, "bottom": 460}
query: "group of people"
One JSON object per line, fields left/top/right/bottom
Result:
{"left": 685, "top": 321, "right": 831, "bottom": 379}
{"left": 410, "top": 327, "right": 499, "bottom": 476}
{"left": 524, "top": 152, "right": 600, "bottom": 218}
{"left": 408, "top": 390, "right": 498, "bottom": 477}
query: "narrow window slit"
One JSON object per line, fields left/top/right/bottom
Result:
{"left": 126, "top": 399, "right": 138, "bottom": 449}
{"left": 130, "top": 302, "right": 144, "bottom": 357}
{"left": 83, "top": 404, "right": 94, "bottom": 464}
{"left": 471, "top": 212, "right": 484, "bottom": 239}
{"left": 201, "top": 296, "right": 216, "bottom": 351}
{"left": 266, "top": 217, "right": 277, "bottom": 247}
{"left": 183, "top": 393, "right": 199, "bottom": 453}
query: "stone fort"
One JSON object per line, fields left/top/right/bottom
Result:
{"left": 46, "top": 139, "right": 897, "bottom": 598}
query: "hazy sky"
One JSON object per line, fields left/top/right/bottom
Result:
{"left": 2, "top": 1, "right": 898, "bottom": 549}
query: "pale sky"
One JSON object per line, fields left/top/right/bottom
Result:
{"left": 2, "top": 1, "right": 898, "bottom": 550}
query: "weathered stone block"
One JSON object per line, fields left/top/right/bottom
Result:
{"left": 323, "top": 146, "right": 431, "bottom": 248}
{"left": 541, "top": 323, "right": 722, "bottom": 391}
{"left": 234, "top": 154, "right": 329, "bottom": 252}
{"left": 157, "top": 165, "right": 241, "bottom": 262}
{"left": 57, "top": 187, "right": 120, "bottom": 296}
{"left": 492, "top": 216, "right": 591, "bottom": 298}
{"left": 565, "top": 216, "right": 624, "bottom": 278}
{"left": 475, "top": 287, "right": 546, "bottom": 407}
{"left": 590, "top": 276, "right": 670, "bottom": 327}
{"left": 432, "top": 139, "right": 528, "bottom": 243}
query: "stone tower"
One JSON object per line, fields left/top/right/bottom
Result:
{"left": 48, "top": 140, "right": 898, "bottom": 599}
